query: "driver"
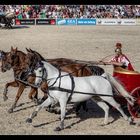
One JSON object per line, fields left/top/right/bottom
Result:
{"left": 100, "top": 42, "right": 135, "bottom": 71}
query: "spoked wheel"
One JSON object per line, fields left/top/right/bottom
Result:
{"left": 128, "top": 87, "right": 140, "bottom": 118}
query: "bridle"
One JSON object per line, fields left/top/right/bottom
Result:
{"left": 35, "top": 66, "right": 48, "bottom": 82}
{"left": 35, "top": 62, "right": 76, "bottom": 103}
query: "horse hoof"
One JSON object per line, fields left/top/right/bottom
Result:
{"left": 33, "top": 98, "right": 38, "bottom": 104}
{"left": 76, "top": 112, "right": 80, "bottom": 116}
{"left": 54, "top": 127, "right": 63, "bottom": 131}
{"left": 129, "top": 118, "right": 136, "bottom": 125}
{"left": 46, "top": 108, "right": 54, "bottom": 113}
{"left": 8, "top": 108, "right": 13, "bottom": 113}
{"left": 54, "top": 110, "right": 61, "bottom": 114}
{"left": 3, "top": 96, "right": 8, "bottom": 101}
{"left": 129, "top": 121, "right": 136, "bottom": 125}
{"left": 37, "top": 99, "right": 43, "bottom": 105}
{"left": 26, "top": 118, "right": 32, "bottom": 123}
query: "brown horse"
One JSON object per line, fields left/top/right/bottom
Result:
{"left": 1, "top": 47, "right": 39, "bottom": 113}
{"left": 1, "top": 47, "right": 105, "bottom": 114}
{"left": 25, "top": 48, "right": 105, "bottom": 113}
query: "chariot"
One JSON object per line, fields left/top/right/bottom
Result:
{"left": 113, "top": 67, "right": 140, "bottom": 118}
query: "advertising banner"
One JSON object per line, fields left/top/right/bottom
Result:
{"left": 36, "top": 19, "right": 56, "bottom": 25}
{"left": 57, "top": 19, "right": 76, "bottom": 25}
{"left": 96, "top": 19, "right": 118, "bottom": 25}
{"left": 136, "top": 19, "right": 140, "bottom": 25}
{"left": 96, "top": 19, "right": 136, "bottom": 25}
{"left": 120, "top": 19, "right": 136, "bottom": 25}
{"left": 77, "top": 19, "right": 96, "bottom": 25}
{"left": 15, "top": 19, "right": 35, "bottom": 25}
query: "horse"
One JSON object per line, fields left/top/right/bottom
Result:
{"left": 0, "top": 47, "right": 105, "bottom": 114}
{"left": 26, "top": 61, "right": 134, "bottom": 131}
{"left": 25, "top": 48, "right": 105, "bottom": 113}
{"left": 0, "top": 12, "right": 15, "bottom": 29}
{"left": 0, "top": 47, "right": 39, "bottom": 113}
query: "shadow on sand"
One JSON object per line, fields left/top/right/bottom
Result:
{"left": 12, "top": 25, "right": 30, "bottom": 29}
{"left": 0, "top": 25, "right": 30, "bottom": 30}
{"left": 31, "top": 100, "right": 128, "bottom": 129}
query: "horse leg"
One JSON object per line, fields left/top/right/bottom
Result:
{"left": 9, "top": 22, "right": 12, "bottom": 29}
{"left": 27, "top": 75, "right": 38, "bottom": 103}
{"left": 28, "top": 87, "right": 38, "bottom": 104}
{"left": 40, "top": 93, "right": 48, "bottom": 102}
{"left": 26, "top": 97, "right": 52, "bottom": 123}
{"left": 8, "top": 83, "right": 26, "bottom": 113}
{"left": 54, "top": 97, "right": 67, "bottom": 131}
{"left": 39, "top": 84, "right": 56, "bottom": 112}
{"left": 97, "top": 102, "right": 109, "bottom": 125}
{"left": 3, "top": 81, "right": 19, "bottom": 101}
{"left": 104, "top": 97, "right": 133, "bottom": 124}
{"left": 39, "top": 81, "right": 49, "bottom": 104}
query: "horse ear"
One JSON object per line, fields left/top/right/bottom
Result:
{"left": 29, "top": 48, "right": 32, "bottom": 52}
{"left": 11, "top": 46, "right": 14, "bottom": 51}
{"left": 26, "top": 48, "right": 30, "bottom": 52}
{"left": 30, "top": 48, "right": 34, "bottom": 53}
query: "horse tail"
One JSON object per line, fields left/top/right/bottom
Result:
{"left": 103, "top": 73, "right": 135, "bottom": 106}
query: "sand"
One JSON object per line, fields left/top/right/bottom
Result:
{"left": 0, "top": 25, "right": 140, "bottom": 135}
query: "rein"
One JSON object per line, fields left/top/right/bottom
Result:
{"left": 15, "top": 77, "right": 38, "bottom": 88}
{"left": 59, "top": 54, "right": 114, "bottom": 66}
{"left": 14, "top": 77, "right": 114, "bottom": 97}
{"left": 36, "top": 64, "right": 89, "bottom": 82}
{"left": 99, "top": 54, "right": 114, "bottom": 62}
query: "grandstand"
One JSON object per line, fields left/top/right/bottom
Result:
{"left": 0, "top": 5, "right": 140, "bottom": 19}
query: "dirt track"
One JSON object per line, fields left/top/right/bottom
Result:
{"left": 0, "top": 25, "right": 140, "bottom": 135}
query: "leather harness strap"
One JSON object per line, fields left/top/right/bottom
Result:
{"left": 49, "top": 86, "right": 114, "bottom": 97}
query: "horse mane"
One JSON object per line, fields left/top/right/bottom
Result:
{"left": 31, "top": 49, "right": 46, "bottom": 61}
{"left": 17, "top": 50, "right": 26, "bottom": 56}
{"left": 88, "top": 65, "right": 105, "bottom": 76}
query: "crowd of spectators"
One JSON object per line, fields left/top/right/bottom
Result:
{"left": 0, "top": 5, "right": 140, "bottom": 19}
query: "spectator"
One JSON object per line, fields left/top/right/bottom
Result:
{"left": 0, "top": 5, "right": 140, "bottom": 19}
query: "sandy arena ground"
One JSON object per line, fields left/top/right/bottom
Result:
{"left": 0, "top": 25, "right": 140, "bottom": 135}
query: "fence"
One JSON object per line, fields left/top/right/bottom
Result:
{"left": 15, "top": 18, "right": 139, "bottom": 26}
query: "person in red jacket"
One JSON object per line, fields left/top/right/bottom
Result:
{"left": 100, "top": 42, "right": 134, "bottom": 71}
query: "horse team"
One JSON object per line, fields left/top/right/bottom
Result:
{"left": 0, "top": 47, "right": 135, "bottom": 131}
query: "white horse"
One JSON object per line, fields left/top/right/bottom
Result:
{"left": 26, "top": 61, "right": 134, "bottom": 131}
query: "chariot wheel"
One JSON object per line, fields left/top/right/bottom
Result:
{"left": 128, "top": 87, "right": 140, "bottom": 118}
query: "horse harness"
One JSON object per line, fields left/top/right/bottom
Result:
{"left": 15, "top": 62, "right": 115, "bottom": 102}
{"left": 35, "top": 64, "right": 115, "bottom": 104}
{"left": 35, "top": 65, "right": 75, "bottom": 103}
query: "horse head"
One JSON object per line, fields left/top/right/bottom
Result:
{"left": 34, "top": 61, "right": 47, "bottom": 86}
{"left": 0, "top": 47, "right": 19, "bottom": 72}
{"left": 0, "top": 50, "right": 12, "bottom": 72}
{"left": 26, "top": 48, "right": 46, "bottom": 73}
{"left": 1, "top": 46, "right": 28, "bottom": 73}
{"left": 5, "top": 46, "right": 21, "bottom": 69}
